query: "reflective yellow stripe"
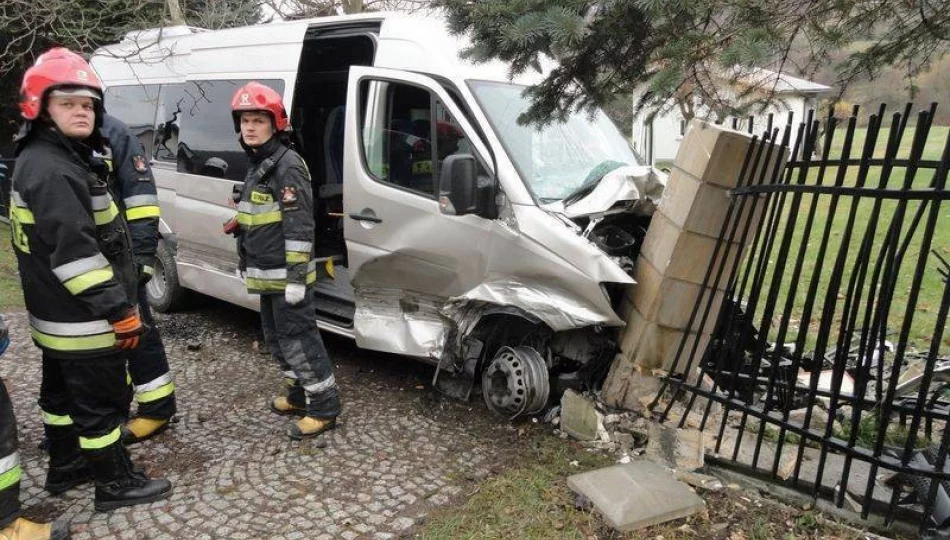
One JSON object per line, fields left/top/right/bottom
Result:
{"left": 10, "top": 205, "right": 35, "bottom": 224}
{"left": 0, "top": 465, "right": 21, "bottom": 491}
{"left": 286, "top": 252, "right": 310, "bottom": 264}
{"left": 30, "top": 328, "right": 115, "bottom": 352}
{"left": 126, "top": 205, "right": 161, "bottom": 221}
{"left": 246, "top": 278, "right": 287, "bottom": 291}
{"left": 63, "top": 268, "right": 114, "bottom": 295}
{"left": 126, "top": 371, "right": 132, "bottom": 385}
{"left": 79, "top": 427, "right": 121, "bottom": 450}
{"left": 136, "top": 382, "right": 175, "bottom": 404}
{"left": 94, "top": 202, "right": 120, "bottom": 226}
{"left": 236, "top": 211, "right": 282, "bottom": 226}
{"left": 42, "top": 411, "right": 73, "bottom": 426}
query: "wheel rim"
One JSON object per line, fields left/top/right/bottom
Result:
{"left": 482, "top": 346, "right": 550, "bottom": 418}
{"left": 146, "top": 258, "right": 167, "bottom": 301}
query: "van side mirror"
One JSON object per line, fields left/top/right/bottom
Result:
{"left": 439, "top": 154, "right": 478, "bottom": 216}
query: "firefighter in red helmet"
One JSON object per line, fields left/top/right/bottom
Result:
{"left": 225, "top": 81, "right": 341, "bottom": 439}
{"left": 8, "top": 47, "right": 172, "bottom": 516}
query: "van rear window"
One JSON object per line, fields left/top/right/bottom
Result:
{"left": 104, "top": 84, "right": 160, "bottom": 158}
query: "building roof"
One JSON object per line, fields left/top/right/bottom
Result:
{"left": 737, "top": 67, "right": 834, "bottom": 95}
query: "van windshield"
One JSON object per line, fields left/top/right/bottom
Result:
{"left": 469, "top": 80, "right": 640, "bottom": 202}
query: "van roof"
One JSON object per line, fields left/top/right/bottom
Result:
{"left": 93, "top": 12, "right": 550, "bottom": 88}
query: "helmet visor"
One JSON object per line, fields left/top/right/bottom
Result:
{"left": 49, "top": 86, "right": 101, "bottom": 100}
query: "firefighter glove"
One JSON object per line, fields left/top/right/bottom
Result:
{"left": 113, "top": 307, "right": 144, "bottom": 349}
{"left": 285, "top": 283, "right": 306, "bottom": 305}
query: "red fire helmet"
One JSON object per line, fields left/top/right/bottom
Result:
{"left": 230, "top": 82, "right": 289, "bottom": 132}
{"left": 19, "top": 47, "right": 103, "bottom": 120}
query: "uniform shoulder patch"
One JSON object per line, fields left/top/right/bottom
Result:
{"left": 132, "top": 155, "right": 148, "bottom": 173}
{"left": 281, "top": 186, "right": 298, "bottom": 205}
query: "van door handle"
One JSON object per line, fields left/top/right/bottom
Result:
{"left": 348, "top": 212, "right": 382, "bottom": 223}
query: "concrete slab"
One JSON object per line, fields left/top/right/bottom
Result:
{"left": 567, "top": 461, "right": 706, "bottom": 532}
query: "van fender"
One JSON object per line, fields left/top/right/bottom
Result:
{"left": 157, "top": 218, "right": 177, "bottom": 252}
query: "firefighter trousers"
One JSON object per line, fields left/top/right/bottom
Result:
{"left": 125, "top": 284, "right": 176, "bottom": 420}
{"left": 38, "top": 352, "right": 128, "bottom": 464}
{"left": 260, "top": 292, "right": 340, "bottom": 419}
{"left": 0, "top": 378, "right": 20, "bottom": 529}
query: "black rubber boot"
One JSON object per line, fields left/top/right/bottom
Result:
{"left": 85, "top": 443, "right": 172, "bottom": 512}
{"left": 44, "top": 425, "right": 93, "bottom": 495}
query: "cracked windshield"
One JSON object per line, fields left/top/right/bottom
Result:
{"left": 469, "top": 80, "right": 640, "bottom": 202}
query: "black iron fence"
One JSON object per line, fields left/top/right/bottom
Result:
{"left": 655, "top": 104, "right": 950, "bottom": 536}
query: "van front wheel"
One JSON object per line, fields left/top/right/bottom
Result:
{"left": 147, "top": 240, "right": 189, "bottom": 313}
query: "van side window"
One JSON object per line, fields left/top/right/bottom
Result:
{"left": 153, "top": 84, "right": 187, "bottom": 163}
{"left": 103, "top": 84, "right": 159, "bottom": 157}
{"left": 175, "top": 79, "right": 285, "bottom": 181}
{"left": 360, "top": 81, "right": 476, "bottom": 199}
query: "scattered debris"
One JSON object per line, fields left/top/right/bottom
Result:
{"left": 573, "top": 493, "right": 593, "bottom": 511}
{"left": 787, "top": 407, "right": 829, "bottom": 430}
{"left": 645, "top": 423, "right": 705, "bottom": 471}
{"left": 674, "top": 470, "right": 724, "bottom": 491}
{"left": 543, "top": 405, "right": 561, "bottom": 425}
{"left": 796, "top": 370, "right": 854, "bottom": 405}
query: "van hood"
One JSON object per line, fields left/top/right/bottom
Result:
{"left": 545, "top": 165, "right": 666, "bottom": 219}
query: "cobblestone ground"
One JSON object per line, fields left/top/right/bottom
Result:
{"left": 1, "top": 301, "right": 518, "bottom": 539}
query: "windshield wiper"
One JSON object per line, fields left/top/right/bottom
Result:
{"left": 560, "top": 176, "right": 602, "bottom": 206}
{"left": 560, "top": 160, "right": 628, "bottom": 206}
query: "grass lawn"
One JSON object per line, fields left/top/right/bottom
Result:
{"left": 0, "top": 224, "right": 23, "bottom": 310}
{"left": 745, "top": 125, "right": 949, "bottom": 353}
{"left": 420, "top": 429, "right": 878, "bottom": 539}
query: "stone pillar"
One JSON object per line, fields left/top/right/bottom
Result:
{"left": 603, "top": 120, "right": 788, "bottom": 411}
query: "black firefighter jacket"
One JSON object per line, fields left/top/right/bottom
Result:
{"left": 100, "top": 114, "right": 161, "bottom": 273}
{"left": 9, "top": 125, "right": 138, "bottom": 359}
{"left": 235, "top": 137, "right": 324, "bottom": 295}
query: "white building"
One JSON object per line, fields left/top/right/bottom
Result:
{"left": 631, "top": 70, "right": 833, "bottom": 166}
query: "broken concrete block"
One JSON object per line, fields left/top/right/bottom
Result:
{"left": 630, "top": 257, "right": 725, "bottom": 334}
{"left": 674, "top": 120, "right": 788, "bottom": 190}
{"left": 674, "top": 470, "right": 724, "bottom": 491}
{"left": 645, "top": 423, "right": 705, "bottom": 471}
{"left": 567, "top": 461, "right": 705, "bottom": 532}
{"left": 560, "top": 389, "right": 602, "bottom": 441}
{"left": 777, "top": 451, "right": 798, "bottom": 480}
{"left": 601, "top": 353, "right": 665, "bottom": 411}
{"left": 788, "top": 406, "right": 830, "bottom": 431}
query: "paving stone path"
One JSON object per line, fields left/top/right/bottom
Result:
{"left": 1, "top": 302, "right": 517, "bottom": 539}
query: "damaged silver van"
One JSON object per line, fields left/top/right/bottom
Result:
{"left": 91, "top": 13, "right": 664, "bottom": 417}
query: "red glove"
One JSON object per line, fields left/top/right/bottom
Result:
{"left": 223, "top": 216, "right": 240, "bottom": 236}
{"left": 114, "top": 308, "right": 144, "bottom": 349}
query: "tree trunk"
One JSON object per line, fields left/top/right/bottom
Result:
{"left": 167, "top": 0, "right": 186, "bottom": 25}
{"left": 342, "top": 0, "right": 363, "bottom": 13}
